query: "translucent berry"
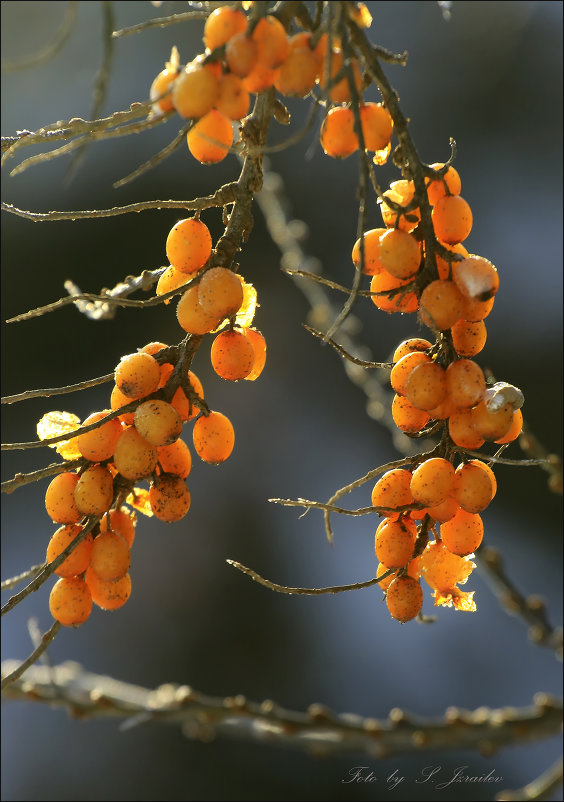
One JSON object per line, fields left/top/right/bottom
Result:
{"left": 378, "top": 229, "right": 421, "bottom": 279}
{"left": 192, "top": 410, "right": 235, "bottom": 464}
{"left": 375, "top": 517, "right": 417, "bottom": 568}
{"left": 371, "top": 469, "right": 413, "bottom": 518}
{"left": 216, "top": 72, "right": 251, "bottom": 120}
{"left": 113, "top": 426, "right": 158, "bottom": 481}
{"left": 149, "top": 474, "right": 191, "bottom": 522}
{"left": 187, "top": 109, "right": 233, "bottom": 164}
{"left": 203, "top": 6, "right": 247, "bottom": 51}
{"left": 386, "top": 576, "right": 423, "bottom": 622}
{"left": 198, "top": 267, "right": 244, "bottom": 319}
{"left": 441, "top": 509, "right": 484, "bottom": 556}
{"left": 392, "top": 394, "right": 431, "bottom": 433}
{"left": 74, "top": 465, "right": 114, "bottom": 516}
{"left": 172, "top": 61, "right": 219, "bottom": 119}
{"left": 134, "top": 400, "right": 182, "bottom": 447}
{"left": 115, "top": 352, "right": 161, "bottom": 400}
{"left": 46, "top": 525, "right": 93, "bottom": 578}
{"left": 244, "top": 328, "right": 267, "bottom": 381}
{"left": 85, "top": 566, "right": 132, "bottom": 611}
{"left": 251, "top": 15, "right": 289, "bottom": 69}
{"left": 419, "top": 279, "right": 464, "bottom": 331}
{"left": 90, "top": 530, "right": 130, "bottom": 581}
{"left": 166, "top": 218, "right": 212, "bottom": 274}
{"left": 425, "top": 163, "right": 461, "bottom": 205}
{"left": 359, "top": 102, "right": 393, "bottom": 152}
{"left": 76, "top": 410, "right": 122, "bottom": 462}
{"left": 352, "top": 228, "right": 387, "bottom": 275}
{"left": 45, "top": 472, "right": 81, "bottom": 524}
{"left": 320, "top": 106, "right": 358, "bottom": 159}
{"left": 176, "top": 285, "right": 222, "bottom": 334}
{"left": 49, "top": 577, "right": 92, "bottom": 626}
{"left": 225, "top": 32, "right": 258, "bottom": 78}
{"left": 157, "top": 438, "right": 192, "bottom": 479}
{"left": 494, "top": 408, "right": 523, "bottom": 444}
{"left": 432, "top": 195, "right": 473, "bottom": 244}
{"left": 410, "top": 458, "right": 455, "bottom": 507}
{"left": 445, "top": 359, "right": 485, "bottom": 409}
{"left": 100, "top": 507, "right": 136, "bottom": 548}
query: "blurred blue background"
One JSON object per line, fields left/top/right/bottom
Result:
{"left": 1, "top": 2, "right": 562, "bottom": 800}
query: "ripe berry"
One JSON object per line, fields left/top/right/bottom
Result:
{"left": 425, "top": 163, "right": 461, "bottom": 205}
{"left": 419, "top": 279, "right": 464, "bottom": 331}
{"left": 371, "top": 469, "right": 413, "bottom": 518}
{"left": 453, "top": 255, "right": 499, "bottom": 302}
{"left": 150, "top": 67, "right": 179, "bottom": 114}
{"left": 244, "top": 328, "right": 267, "bottom": 381}
{"left": 172, "top": 61, "right": 219, "bottom": 119}
{"left": 441, "top": 509, "right": 484, "bottom": 556}
{"left": 74, "top": 465, "right": 114, "bottom": 516}
{"left": 453, "top": 462, "right": 494, "bottom": 513}
{"left": 320, "top": 106, "right": 358, "bottom": 159}
{"left": 378, "top": 229, "right": 421, "bottom": 279}
{"left": 100, "top": 508, "right": 136, "bottom": 548}
{"left": 166, "top": 218, "right": 212, "bottom": 274}
{"left": 90, "top": 530, "right": 130, "bottom": 581}
{"left": 203, "top": 6, "right": 247, "bottom": 51}
{"left": 370, "top": 271, "right": 418, "bottom": 314}
{"left": 187, "top": 109, "right": 234, "bottom": 164}
{"left": 115, "top": 352, "right": 161, "bottom": 400}
{"left": 251, "top": 16, "right": 289, "bottom": 69}
{"left": 410, "top": 458, "right": 455, "bottom": 507}
{"left": 45, "top": 472, "right": 81, "bottom": 524}
{"left": 405, "top": 362, "right": 447, "bottom": 411}
{"left": 386, "top": 576, "right": 423, "bottom": 622}
{"left": 149, "top": 474, "right": 191, "bottom": 522}
{"left": 198, "top": 267, "right": 244, "bottom": 319}
{"left": 352, "top": 228, "right": 387, "bottom": 275}
{"left": 451, "top": 319, "right": 487, "bottom": 357}
{"left": 46, "top": 525, "right": 93, "bottom": 578}
{"left": 432, "top": 195, "right": 473, "bottom": 244}
{"left": 216, "top": 73, "right": 251, "bottom": 120}
{"left": 177, "top": 285, "right": 222, "bottom": 334}
{"left": 49, "top": 577, "right": 92, "bottom": 626}
{"left": 390, "top": 351, "right": 431, "bottom": 396}
{"left": 494, "top": 408, "right": 523, "bottom": 444}
{"left": 275, "top": 37, "right": 318, "bottom": 97}
{"left": 113, "top": 426, "right": 158, "bottom": 481}
{"left": 76, "top": 410, "right": 122, "bottom": 462}
{"left": 375, "top": 517, "right": 417, "bottom": 568}
{"left": 225, "top": 32, "right": 258, "bottom": 78}
{"left": 211, "top": 329, "right": 255, "bottom": 380}
{"left": 392, "top": 394, "right": 431, "bottom": 433}
{"left": 392, "top": 338, "right": 432, "bottom": 363}
{"left": 359, "top": 102, "right": 393, "bottom": 152}
{"left": 157, "top": 438, "right": 192, "bottom": 479}
{"left": 134, "top": 400, "right": 182, "bottom": 447}
{"left": 192, "top": 410, "right": 235, "bottom": 464}
{"left": 85, "top": 566, "right": 132, "bottom": 611}
{"left": 445, "top": 359, "right": 486, "bottom": 410}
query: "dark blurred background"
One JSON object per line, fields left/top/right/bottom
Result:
{"left": 1, "top": 2, "right": 562, "bottom": 800}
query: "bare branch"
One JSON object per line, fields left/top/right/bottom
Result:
{"left": 496, "top": 757, "right": 564, "bottom": 802}
{"left": 1, "top": 565, "right": 44, "bottom": 592}
{"left": 1, "top": 1, "right": 78, "bottom": 73}
{"left": 111, "top": 10, "right": 208, "bottom": 39}
{"left": 113, "top": 124, "right": 191, "bottom": 188}
{"left": 2, "top": 373, "right": 114, "bottom": 405}
{"left": 227, "top": 559, "right": 386, "bottom": 595}
{"left": 1, "top": 622, "right": 61, "bottom": 691}
{"left": 2, "top": 458, "right": 85, "bottom": 494}
{"left": 303, "top": 324, "right": 393, "bottom": 368}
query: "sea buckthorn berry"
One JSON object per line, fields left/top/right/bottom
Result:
{"left": 157, "top": 438, "right": 192, "bottom": 480}
{"left": 435, "top": 241, "right": 469, "bottom": 280}
{"left": 494, "top": 408, "right": 523, "bottom": 444}
{"left": 198, "top": 267, "right": 244, "bottom": 319}
{"left": 45, "top": 472, "right": 81, "bottom": 524}
{"left": 380, "top": 181, "right": 420, "bottom": 232}
{"left": 74, "top": 465, "right": 114, "bottom": 516}
{"left": 242, "top": 61, "right": 279, "bottom": 94}
{"left": 244, "top": 328, "right": 267, "bottom": 381}
{"left": 427, "top": 496, "right": 460, "bottom": 523}
{"left": 172, "top": 61, "right": 219, "bottom": 119}
{"left": 359, "top": 102, "right": 393, "bottom": 152}
{"left": 251, "top": 15, "right": 289, "bottom": 69}
{"left": 225, "top": 32, "right": 258, "bottom": 78}
{"left": 85, "top": 566, "right": 132, "bottom": 611}
{"left": 90, "top": 530, "right": 130, "bottom": 581}
{"left": 318, "top": 49, "right": 362, "bottom": 103}
{"left": 410, "top": 458, "right": 455, "bottom": 507}
{"left": 134, "top": 400, "right": 182, "bottom": 447}
{"left": 448, "top": 408, "right": 485, "bottom": 450}
{"left": 441, "top": 509, "right": 484, "bottom": 556}
{"left": 425, "top": 163, "right": 462, "bottom": 205}
{"left": 100, "top": 507, "right": 136, "bottom": 548}
{"left": 419, "top": 279, "right": 464, "bottom": 331}
{"left": 376, "top": 562, "right": 397, "bottom": 591}
{"left": 386, "top": 576, "right": 423, "bottom": 622}
{"left": 378, "top": 229, "right": 421, "bottom": 279}
{"left": 113, "top": 427, "right": 158, "bottom": 481}
{"left": 187, "top": 109, "right": 234, "bottom": 164}
{"left": 471, "top": 399, "right": 514, "bottom": 442}
{"left": 177, "top": 285, "right": 221, "bottom": 334}
{"left": 453, "top": 462, "right": 494, "bottom": 513}
{"left": 46, "top": 525, "right": 93, "bottom": 578}
{"left": 460, "top": 293, "right": 495, "bottom": 322}
{"left": 406, "top": 362, "right": 447, "bottom": 411}
{"left": 420, "top": 541, "right": 474, "bottom": 592}
{"left": 371, "top": 469, "right": 413, "bottom": 518}
{"left": 139, "top": 342, "right": 168, "bottom": 357}
{"left": 203, "top": 6, "right": 247, "bottom": 51}
{"left": 453, "top": 255, "right": 499, "bottom": 302}
{"left": 407, "top": 555, "right": 423, "bottom": 581}
{"left": 390, "top": 351, "right": 431, "bottom": 396}
{"left": 370, "top": 271, "right": 418, "bottom": 314}
{"left": 110, "top": 385, "right": 135, "bottom": 425}
{"left": 445, "top": 359, "right": 486, "bottom": 410}
{"left": 211, "top": 329, "right": 255, "bottom": 380}
{"left": 392, "top": 394, "right": 431, "bottom": 433}
{"left": 76, "top": 411, "right": 122, "bottom": 462}
{"left": 467, "top": 460, "right": 497, "bottom": 499}
{"left": 166, "top": 218, "right": 212, "bottom": 275}
{"left": 427, "top": 395, "right": 453, "bottom": 421}
{"left": 274, "top": 41, "right": 318, "bottom": 97}
{"left": 431, "top": 194, "right": 473, "bottom": 244}
{"left": 192, "top": 410, "right": 235, "bottom": 464}
{"left": 375, "top": 518, "right": 417, "bottom": 568}
{"left": 115, "top": 352, "right": 161, "bottom": 400}
{"left": 150, "top": 67, "right": 179, "bottom": 114}
{"left": 451, "top": 319, "right": 487, "bottom": 357}
{"left": 216, "top": 72, "right": 251, "bottom": 120}
{"left": 171, "top": 371, "right": 205, "bottom": 422}
{"left": 49, "top": 577, "right": 92, "bottom": 627}
{"left": 149, "top": 474, "right": 191, "bottom": 522}
{"left": 320, "top": 106, "right": 358, "bottom": 159}
{"left": 352, "top": 228, "right": 387, "bottom": 275}
{"left": 392, "top": 338, "right": 432, "bottom": 363}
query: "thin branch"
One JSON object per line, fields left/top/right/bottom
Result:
{"left": 303, "top": 324, "right": 393, "bottom": 368}
{"left": 112, "top": 124, "right": 191, "bottom": 188}
{"left": 1, "top": 662, "right": 561, "bottom": 760}
{"left": 1, "top": 565, "right": 44, "bottom": 592}
{"left": 519, "top": 423, "right": 563, "bottom": 494}
{"left": 457, "top": 450, "right": 550, "bottom": 467}
{"left": 1, "top": 1, "right": 78, "bottom": 73}
{"left": 111, "top": 10, "right": 208, "bottom": 39}
{"left": 269, "top": 497, "right": 420, "bottom": 518}
{"left": 1, "top": 622, "right": 61, "bottom": 691}
{"left": 2, "top": 373, "right": 114, "bottom": 404}
{"left": 2, "top": 458, "right": 85, "bottom": 494}
{"left": 283, "top": 267, "right": 372, "bottom": 296}
{"left": 496, "top": 757, "right": 564, "bottom": 802}
{"left": 228, "top": 559, "right": 391, "bottom": 594}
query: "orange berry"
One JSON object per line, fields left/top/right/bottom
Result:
{"left": 170, "top": 371, "right": 205, "bottom": 422}
{"left": 426, "top": 394, "right": 453, "bottom": 420}
{"left": 448, "top": 408, "right": 485, "bottom": 450}
{"left": 90, "top": 530, "right": 130, "bottom": 581}
{"left": 46, "top": 525, "right": 93, "bottom": 578}
{"left": 203, "top": 6, "right": 247, "bottom": 51}
{"left": 113, "top": 426, "right": 158, "bottom": 481}
{"left": 211, "top": 329, "right": 255, "bottom": 380}
{"left": 320, "top": 106, "right": 358, "bottom": 159}
{"left": 351, "top": 228, "right": 387, "bottom": 275}
{"left": 216, "top": 72, "right": 250, "bottom": 120}
{"left": 242, "top": 61, "right": 279, "bottom": 94}
{"left": 157, "top": 438, "right": 192, "bottom": 479}
{"left": 49, "top": 577, "right": 92, "bottom": 626}
{"left": 150, "top": 67, "right": 179, "bottom": 114}
{"left": 274, "top": 44, "right": 318, "bottom": 97}
{"left": 471, "top": 399, "right": 514, "bottom": 442}
{"left": 100, "top": 508, "right": 136, "bottom": 548}
{"left": 360, "top": 102, "right": 393, "bottom": 151}
{"left": 225, "top": 32, "right": 258, "bottom": 78}
{"left": 386, "top": 576, "right": 423, "bottom": 622}
{"left": 390, "top": 351, "right": 431, "bottom": 396}
{"left": 252, "top": 16, "right": 289, "bottom": 69}
{"left": 76, "top": 410, "right": 122, "bottom": 462}
{"left": 406, "top": 362, "right": 447, "bottom": 411}
{"left": 155, "top": 263, "right": 188, "bottom": 304}
{"left": 172, "top": 61, "right": 219, "bottom": 119}
{"left": 139, "top": 341, "right": 168, "bottom": 358}
{"left": 134, "top": 400, "right": 182, "bottom": 447}
{"left": 453, "top": 462, "right": 494, "bottom": 513}
{"left": 460, "top": 293, "right": 495, "bottom": 322}
{"left": 370, "top": 271, "right": 418, "bottom": 314}
{"left": 187, "top": 108, "right": 233, "bottom": 164}
{"left": 192, "top": 410, "right": 235, "bottom": 464}
{"left": 166, "top": 218, "right": 212, "bottom": 275}
{"left": 149, "top": 474, "right": 191, "bottom": 522}
{"left": 375, "top": 517, "right": 417, "bottom": 568}
{"left": 453, "top": 255, "right": 499, "bottom": 302}
{"left": 371, "top": 469, "right": 413, "bottom": 518}
{"left": 376, "top": 562, "right": 397, "bottom": 591}
{"left": 494, "top": 408, "right": 523, "bottom": 444}
{"left": 427, "top": 496, "right": 460, "bottom": 523}
{"left": 432, "top": 194, "right": 473, "bottom": 244}
{"left": 434, "top": 241, "right": 469, "bottom": 280}
{"left": 425, "top": 163, "right": 461, "bottom": 205}
{"left": 378, "top": 229, "right": 421, "bottom": 279}
{"left": 244, "top": 328, "right": 267, "bottom": 381}
{"left": 451, "top": 319, "right": 487, "bottom": 357}
{"left": 176, "top": 285, "right": 222, "bottom": 334}
{"left": 380, "top": 181, "right": 420, "bottom": 232}
{"left": 85, "top": 566, "right": 131, "bottom": 611}
{"left": 445, "top": 359, "right": 486, "bottom": 410}
{"left": 318, "top": 49, "right": 362, "bottom": 103}
{"left": 74, "top": 465, "right": 114, "bottom": 516}
{"left": 392, "top": 394, "right": 431, "bottom": 433}
{"left": 441, "top": 509, "right": 484, "bottom": 556}
{"left": 419, "top": 279, "right": 464, "bottom": 331}
{"left": 392, "top": 338, "right": 432, "bottom": 363}
{"left": 115, "top": 352, "right": 160, "bottom": 400}
{"left": 110, "top": 385, "right": 135, "bottom": 426}
{"left": 410, "top": 458, "right": 455, "bottom": 507}
{"left": 45, "top": 472, "right": 81, "bottom": 524}
{"left": 198, "top": 267, "right": 244, "bottom": 319}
